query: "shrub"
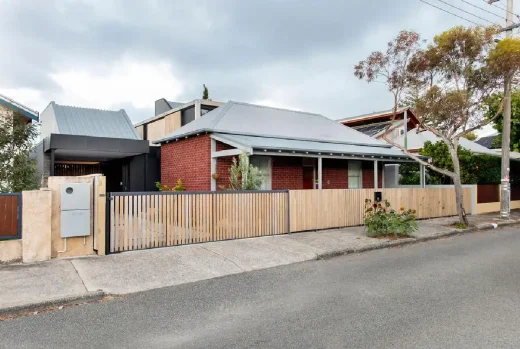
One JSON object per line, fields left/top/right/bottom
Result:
{"left": 363, "top": 199, "right": 418, "bottom": 238}
{"left": 229, "top": 153, "right": 263, "bottom": 190}
{"left": 155, "top": 179, "right": 186, "bottom": 192}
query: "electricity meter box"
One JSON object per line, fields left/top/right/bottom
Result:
{"left": 60, "top": 183, "right": 91, "bottom": 238}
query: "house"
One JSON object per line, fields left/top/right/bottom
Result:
{"left": 337, "top": 108, "right": 420, "bottom": 142}
{"left": 134, "top": 98, "right": 223, "bottom": 144}
{"left": 0, "top": 93, "right": 39, "bottom": 123}
{"left": 33, "top": 102, "right": 157, "bottom": 192}
{"left": 475, "top": 133, "right": 500, "bottom": 149}
{"left": 476, "top": 133, "right": 520, "bottom": 161}
{"left": 393, "top": 129, "right": 500, "bottom": 156}
{"left": 155, "top": 101, "right": 416, "bottom": 191}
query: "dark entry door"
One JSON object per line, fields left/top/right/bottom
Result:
{"left": 303, "top": 167, "right": 314, "bottom": 189}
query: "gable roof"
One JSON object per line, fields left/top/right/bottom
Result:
{"left": 353, "top": 120, "right": 406, "bottom": 137}
{"left": 393, "top": 129, "right": 498, "bottom": 156}
{"left": 48, "top": 102, "right": 140, "bottom": 140}
{"left": 0, "top": 93, "right": 39, "bottom": 121}
{"left": 475, "top": 133, "right": 500, "bottom": 149}
{"left": 337, "top": 108, "right": 418, "bottom": 125}
{"left": 156, "top": 101, "right": 390, "bottom": 148}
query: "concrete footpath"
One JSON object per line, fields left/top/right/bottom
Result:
{"left": 1, "top": 212, "right": 519, "bottom": 313}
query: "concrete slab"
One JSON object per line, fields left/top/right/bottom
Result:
{"left": 0, "top": 260, "right": 86, "bottom": 309}
{"left": 201, "top": 235, "right": 318, "bottom": 271}
{"left": 70, "top": 245, "right": 244, "bottom": 294}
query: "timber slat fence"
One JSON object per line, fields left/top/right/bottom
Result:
{"left": 108, "top": 191, "right": 289, "bottom": 253}
{"left": 289, "top": 188, "right": 472, "bottom": 232}
{"left": 108, "top": 187, "right": 472, "bottom": 253}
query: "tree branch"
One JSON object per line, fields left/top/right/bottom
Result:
{"left": 458, "top": 98, "right": 505, "bottom": 138}
{"left": 381, "top": 132, "right": 456, "bottom": 178}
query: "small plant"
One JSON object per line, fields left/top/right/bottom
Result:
{"left": 364, "top": 199, "right": 418, "bottom": 239}
{"left": 155, "top": 179, "right": 186, "bottom": 192}
{"left": 452, "top": 222, "right": 468, "bottom": 229}
{"left": 229, "top": 153, "right": 263, "bottom": 190}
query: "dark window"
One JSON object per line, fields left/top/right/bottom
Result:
{"left": 201, "top": 105, "right": 218, "bottom": 116}
{"left": 181, "top": 106, "right": 195, "bottom": 126}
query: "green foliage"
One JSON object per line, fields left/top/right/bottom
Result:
{"left": 0, "top": 111, "right": 39, "bottom": 193}
{"left": 229, "top": 153, "right": 263, "bottom": 190}
{"left": 399, "top": 162, "right": 420, "bottom": 185}
{"left": 363, "top": 199, "right": 418, "bottom": 238}
{"left": 398, "top": 141, "right": 502, "bottom": 185}
{"left": 155, "top": 179, "right": 186, "bottom": 191}
{"left": 453, "top": 222, "right": 468, "bottom": 229}
{"left": 420, "top": 141, "right": 477, "bottom": 184}
{"left": 485, "top": 90, "right": 520, "bottom": 151}
{"left": 462, "top": 132, "right": 477, "bottom": 141}
{"left": 202, "top": 84, "right": 209, "bottom": 100}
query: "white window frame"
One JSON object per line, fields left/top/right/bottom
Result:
{"left": 250, "top": 156, "right": 272, "bottom": 190}
{"left": 348, "top": 160, "right": 362, "bottom": 189}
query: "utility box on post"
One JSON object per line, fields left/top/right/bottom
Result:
{"left": 60, "top": 183, "right": 91, "bottom": 238}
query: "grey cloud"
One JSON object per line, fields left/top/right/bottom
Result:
{"left": 0, "top": 0, "right": 485, "bottom": 122}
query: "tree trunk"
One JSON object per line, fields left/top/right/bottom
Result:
{"left": 448, "top": 143, "right": 468, "bottom": 225}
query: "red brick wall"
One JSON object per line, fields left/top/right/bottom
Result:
{"left": 362, "top": 161, "right": 383, "bottom": 189}
{"left": 215, "top": 141, "right": 238, "bottom": 190}
{"left": 160, "top": 134, "right": 211, "bottom": 191}
{"left": 272, "top": 157, "right": 304, "bottom": 190}
{"left": 322, "top": 159, "right": 348, "bottom": 189}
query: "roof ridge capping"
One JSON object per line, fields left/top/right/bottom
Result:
{"left": 228, "top": 100, "right": 323, "bottom": 117}
{"left": 53, "top": 103, "right": 124, "bottom": 113}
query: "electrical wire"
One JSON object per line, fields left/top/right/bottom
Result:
{"left": 435, "top": 0, "right": 501, "bottom": 25}
{"left": 420, "top": 0, "right": 483, "bottom": 25}
{"left": 459, "top": 0, "right": 505, "bottom": 19}
{"left": 484, "top": 0, "right": 520, "bottom": 19}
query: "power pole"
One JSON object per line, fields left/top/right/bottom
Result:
{"left": 490, "top": 0, "right": 513, "bottom": 219}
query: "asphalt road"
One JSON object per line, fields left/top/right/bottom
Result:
{"left": 2, "top": 227, "right": 520, "bottom": 349}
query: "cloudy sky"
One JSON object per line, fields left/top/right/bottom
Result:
{"left": 0, "top": 0, "right": 516, "bottom": 135}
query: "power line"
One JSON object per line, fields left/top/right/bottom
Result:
{"left": 484, "top": 0, "right": 520, "bottom": 19}
{"left": 420, "top": 0, "right": 482, "bottom": 25}
{"left": 435, "top": 0, "right": 501, "bottom": 25}
{"left": 459, "top": 0, "right": 504, "bottom": 19}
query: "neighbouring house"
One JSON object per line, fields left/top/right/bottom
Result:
{"left": 0, "top": 93, "right": 39, "bottom": 123}
{"left": 476, "top": 133, "right": 520, "bottom": 160}
{"left": 393, "top": 129, "right": 500, "bottom": 156}
{"left": 135, "top": 98, "right": 223, "bottom": 144}
{"left": 33, "top": 102, "right": 157, "bottom": 191}
{"left": 155, "top": 101, "right": 416, "bottom": 191}
{"left": 337, "top": 108, "right": 420, "bottom": 142}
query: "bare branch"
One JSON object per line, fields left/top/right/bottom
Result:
{"left": 382, "top": 132, "right": 456, "bottom": 178}
{"left": 457, "top": 98, "right": 505, "bottom": 138}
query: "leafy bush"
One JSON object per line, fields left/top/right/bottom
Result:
{"left": 364, "top": 199, "right": 418, "bottom": 238}
{"left": 155, "top": 179, "right": 186, "bottom": 191}
{"left": 229, "top": 153, "right": 263, "bottom": 190}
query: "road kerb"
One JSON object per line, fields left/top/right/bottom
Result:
{"left": 0, "top": 291, "right": 106, "bottom": 316}
{"left": 317, "top": 220, "right": 519, "bottom": 260}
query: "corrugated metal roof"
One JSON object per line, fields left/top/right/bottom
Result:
{"left": 51, "top": 102, "right": 140, "bottom": 140}
{"left": 353, "top": 121, "right": 393, "bottom": 137}
{"left": 157, "top": 101, "right": 390, "bottom": 148}
{"left": 0, "top": 93, "right": 39, "bottom": 121}
{"left": 337, "top": 108, "right": 408, "bottom": 123}
{"left": 475, "top": 134, "right": 500, "bottom": 149}
{"left": 215, "top": 133, "right": 409, "bottom": 158}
